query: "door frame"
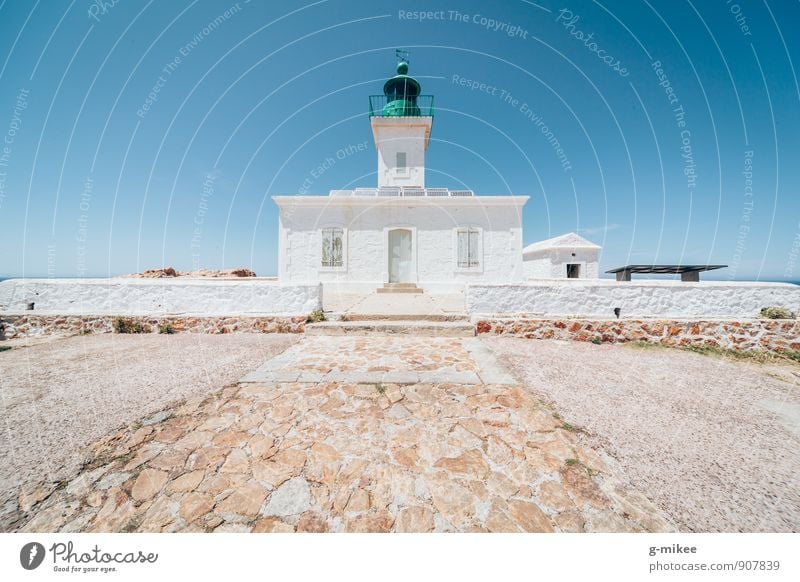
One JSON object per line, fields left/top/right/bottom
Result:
{"left": 383, "top": 225, "right": 417, "bottom": 284}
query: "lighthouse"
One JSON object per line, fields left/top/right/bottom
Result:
{"left": 273, "top": 54, "right": 531, "bottom": 291}
{"left": 369, "top": 58, "right": 433, "bottom": 188}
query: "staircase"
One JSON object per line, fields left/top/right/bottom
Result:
{"left": 305, "top": 318, "right": 475, "bottom": 337}
{"left": 376, "top": 283, "right": 424, "bottom": 294}
{"left": 308, "top": 288, "right": 473, "bottom": 336}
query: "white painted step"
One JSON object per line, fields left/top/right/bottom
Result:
{"left": 339, "top": 313, "right": 469, "bottom": 322}
{"left": 305, "top": 320, "right": 475, "bottom": 337}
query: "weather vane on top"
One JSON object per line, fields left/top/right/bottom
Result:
{"left": 395, "top": 49, "right": 410, "bottom": 64}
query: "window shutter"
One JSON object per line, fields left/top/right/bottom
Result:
{"left": 457, "top": 228, "right": 480, "bottom": 269}
{"left": 321, "top": 228, "right": 343, "bottom": 267}
{"left": 332, "top": 230, "right": 343, "bottom": 266}
{"left": 468, "top": 230, "right": 479, "bottom": 267}
{"left": 457, "top": 229, "right": 469, "bottom": 268}
{"left": 322, "top": 231, "right": 331, "bottom": 266}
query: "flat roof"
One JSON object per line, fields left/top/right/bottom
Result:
{"left": 605, "top": 265, "right": 727, "bottom": 274}
{"left": 330, "top": 188, "right": 475, "bottom": 198}
{"left": 273, "top": 195, "right": 529, "bottom": 207}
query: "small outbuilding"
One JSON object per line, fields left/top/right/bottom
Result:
{"left": 522, "top": 232, "right": 601, "bottom": 279}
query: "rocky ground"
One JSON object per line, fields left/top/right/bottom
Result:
{"left": 3, "top": 336, "right": 674, "bottom": 533}
{"left": 123, "top": 267, "right": 258, "bottom": 278}
{"left": 487, "top": 337, "right": 800, "bottom": 532}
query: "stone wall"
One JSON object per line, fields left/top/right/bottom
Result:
{"left": 0, "top": 279, "right": 322, "bottom": 315}
{"left": 475, "top": 318, "right": 800, "bottom": 352}
{"left": 466, "top": 280, "right": 800, "bottom": 319}
{"left": 5, "top": 314, "right": 798, "bottom": 353}
{"left": 1, "top": 314, "right": 307, "bottom": 339}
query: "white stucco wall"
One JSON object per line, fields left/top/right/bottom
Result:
{"left": 545, "top": 248, "right": 599, "bottom": 279}
{"left": 372, "top": 118, "right": 430, "bottom": 188}
{"left": 278, "top": 199, "right": 525, "bottom": 291}
{"left": 523, "top": 248, "right": 599, "bottom": 279}
{"left": 522, "top": 257, "right": 551, "bottom": 279}
{"left": 466, "top": 280, "right": 800, "bottom": 318}
{"left": 0, "top": 279, "right": 322, "bottom": 315}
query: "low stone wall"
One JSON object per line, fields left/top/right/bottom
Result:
{"left": 1, "top": 314, "right": 307, "bottom": 339}
{"left": 0, "top": 278, "right": 322, "bottom": 316}
{"left": 475, "top": 318, "right": 800, "bottom": 352}
{"left": 467, "top": 280, "right": 800, "bottom": 319}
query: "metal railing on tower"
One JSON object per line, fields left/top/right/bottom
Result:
{"left": 369, "top": 95, "right": 434, "bottom": 117}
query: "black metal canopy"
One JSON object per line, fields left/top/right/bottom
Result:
{"left": 606, "top": 264, "right": 727, "bottom": 282}
{"left": 606, "top": 265, "right": 727, "bottom": 274}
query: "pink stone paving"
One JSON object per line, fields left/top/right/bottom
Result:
{"left": 8, "top": 337, "right": 675, "bottom": 533}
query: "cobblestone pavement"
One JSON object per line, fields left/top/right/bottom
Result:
{"left": 9, "top": 337, "right": 675, "bottom": 533}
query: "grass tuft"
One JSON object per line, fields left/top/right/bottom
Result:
{"left": 627, "top": 340, "right": 660, "bottom": 350}
{"left": 564, "top": 458, "right": 600, "bottom": 476}
{"left": 158, "top": 322, "right": 175, "bottom": 334}
{"left": 759, "top": 306, "right": 795, "bottom": 320}
{"left": 782, "top": 351, "right": 800, "bottom": 364}
{"left": 113, "top": 317, "right": 148, "bottom": 334}
{"left": 307, "top": 309, "right": 326, "bottom": 323}
{"left": 561, "top": 421, "right": 590, "bottom": 435}
{"left": 627, "top": 341, "right": 799, "bottom": 366}
{"left": 684, "top": 344, "right": 781, "bottom": 364}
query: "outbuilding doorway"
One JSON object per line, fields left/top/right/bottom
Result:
{"left": 567, "top": 263, "right": 581, "bottom": 279}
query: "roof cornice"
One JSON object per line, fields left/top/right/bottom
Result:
{"left": 272, "top": 195, "right": 530, "bottom": 208}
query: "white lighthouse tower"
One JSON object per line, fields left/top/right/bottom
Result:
{"left": 369, "top": 58, "right": 432, "bottom": 188}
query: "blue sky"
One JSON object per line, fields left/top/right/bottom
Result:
{"left": 0, "top": 0, "right": 798, "bottom": 279}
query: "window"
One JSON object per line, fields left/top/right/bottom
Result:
{"left": 396, "top": 152, "right": 407, "bottom": 174}
{"left": 567, "top": 263, "right": 581, "bottom": 278}
{"left": 321, "top": 227, "right": 343, "bottom": 267}
{"left": 457, "top": 228, "right": 481, "bottom": 269}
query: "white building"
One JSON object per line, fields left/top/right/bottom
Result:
{"left": 274, "top": 60, "right": 529, "bottom": 293}
{"left": 522, "top": 232, "right": 600, "bottom": 280}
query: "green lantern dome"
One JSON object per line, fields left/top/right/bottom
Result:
{"left": 381, "top": 60, "right": 421, "bottom": 117}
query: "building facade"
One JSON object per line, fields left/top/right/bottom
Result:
{"left": 274, "top": 59, "right": 529, "bottom": 292}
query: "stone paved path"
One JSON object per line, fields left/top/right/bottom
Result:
{"left": 9, "top": 337, "right": 675, "bottom": 533}
{"left": 241, "top": 337, "right": 514, "bottom": 385}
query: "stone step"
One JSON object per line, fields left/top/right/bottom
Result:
{"left": 305, "top": 320, "right": 475, "bottom": 337}
{"left": 376, "top": 286, "right": 424, "bottom": 294}
{"left": 340, "top": 313, "right": 469, "bottom": 322}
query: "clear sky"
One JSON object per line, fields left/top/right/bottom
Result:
{"left": 0, "top": 0, "right": 798, "bottom": 280}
